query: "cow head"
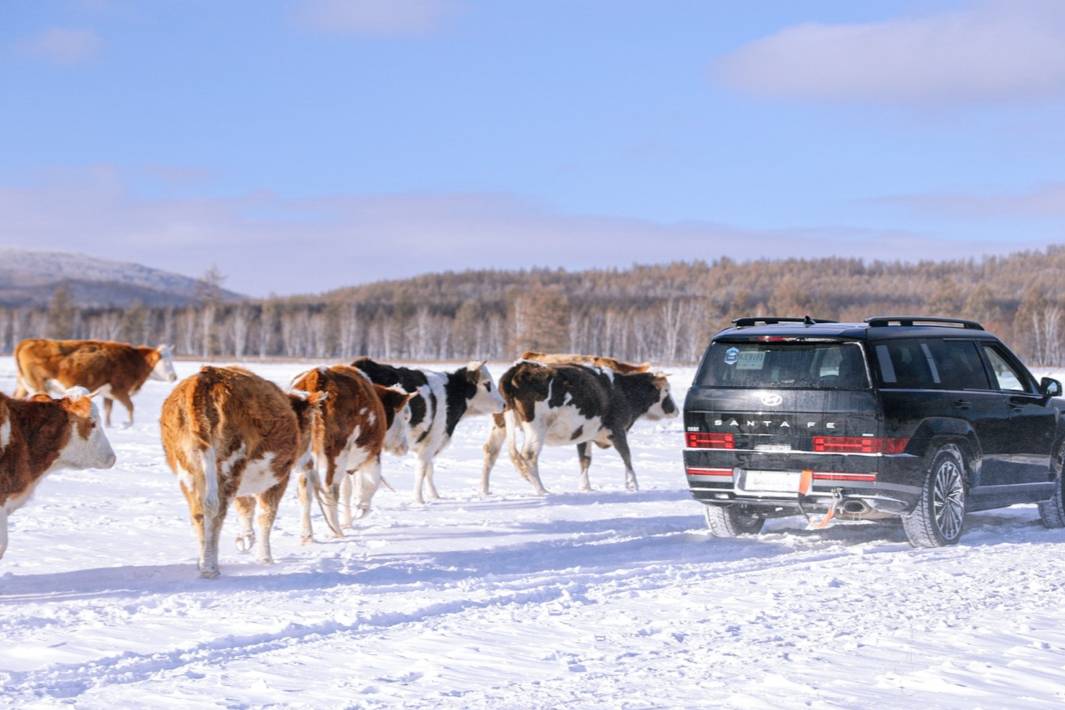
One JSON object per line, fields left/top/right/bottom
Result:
{"left": 151, "top": 345, "right": 178, "bottom": 383}
{"left": 462, "top": 361, "right": 505, "bottom": 415}
{"left": 51, "top": 388, "right": 117, "bottom": 470}
{"left": 643, "top": 373, "right": 679, "bottom": 421}
{"left": 375, "top": 385, "right": 414, "bottom": 457}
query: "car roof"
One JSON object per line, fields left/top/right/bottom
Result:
{"left": 713, "top": 321, "right": 1001, "bottom": 342}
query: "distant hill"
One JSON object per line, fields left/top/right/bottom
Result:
{"left": 0, "top": 248, "right": 243, "bottom": 307}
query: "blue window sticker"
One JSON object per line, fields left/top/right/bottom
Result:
{"left": 724, "top": 347, "right": 740, "bottom": 365}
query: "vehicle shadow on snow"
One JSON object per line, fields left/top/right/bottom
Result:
{"left": 412, "top": 487, "right": 692, "bottom": 510}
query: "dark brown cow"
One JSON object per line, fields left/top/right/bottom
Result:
{"left": 15, "top": 338, "right": 178, "bottom": 427}
{"left": 290, "top": 366, "right": 412, "bottom": 542}
{"left": 1, "top": 389, "right": 116, "bottom": 560}
{"left": 160, "top": 366, "right": 325, "bottom": 578}
{"left": 519, "top": 351, "right": 651, "bottom": 374}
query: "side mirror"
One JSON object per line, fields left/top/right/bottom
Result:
{"left": 1041, "top": 377, "right": 1062, "bottom": 398}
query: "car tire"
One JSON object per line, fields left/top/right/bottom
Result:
{"left": 902, "top": 444, "right": 967, "bottom": 548}
{"left": 1038, "top": 443, "right": 1065, "bottom": 528}
{"left": 704, "top": 504, "right": 765, "bottom": 537}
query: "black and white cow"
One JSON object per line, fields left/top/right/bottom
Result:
{"left": 482, "top": 361, "right": 677, "bottom": 494}
{"left": 351, "top": 358, "right": 505, "bottom": 504}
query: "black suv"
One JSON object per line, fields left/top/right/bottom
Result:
{"left": 683, "top": 315, "right": 1065, "bottom": 547}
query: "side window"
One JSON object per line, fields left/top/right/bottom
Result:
{"left": 927, "top": 340, "right": 991, "bottom": 390}
{"left": 982, "top": 346, "right": 1028, "bottom": 393}
{"left": 875, "top": 340, "right": 939, "bottom": 388}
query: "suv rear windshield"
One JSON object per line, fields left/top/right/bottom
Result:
{"left": 698, "top": 341, "right": 870, "bottom": 390}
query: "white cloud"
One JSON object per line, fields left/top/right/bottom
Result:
{"left": 295, "top": 0, "right": 456, "bottom": 36}
{"left": 0, "top": 166, "right": 1029, "bottom": 296}
{"left": 878, "top": 183, "right": 1065, "bottom": 217}
{"left": 17, "top": 27, "right": 103, "bottom": 65}
{"left": 714, "top": 1, "right": 1065, "bottom": 104}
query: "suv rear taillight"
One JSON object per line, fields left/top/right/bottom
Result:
{"left": 686, "top": 432, "right": 735, "bottom": 449}
{"left": 812, "top": 436, "right": 908, "bottom": 454}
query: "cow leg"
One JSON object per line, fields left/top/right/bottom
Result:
{"left": 610, "top": 431, "right": 639, "bottom": 491}
{"left": 322, "top": 481, "right": 344, "bottom": 538}
{"left": 413, "top": 455, "right": 431, "bottom": 505}
{"left": 577, "top": 442, "right": 593, "bottom": 492}
{"left": 518, "top": 423, "right": 548, "bottom": 495}
{"left": 103, "top": 398, "right": 114, "bottom": 428}
{"left": 0, "top": 508, "right": 8, "bottom": 560}
{"left": 233, "top": 495, "right": 256, "bottom": 553}
{"left": 254, "top": 481, "right": 286, "bottom": 564}
{"left": 113, "top": 391, "right": 135, "bottom": 428}
{"left": 198, "top": 448, "right": 224, "bottom": 578}
{"left": 179, "top": 479, "right": 210, "bottom": 575}
{"left": 425, "top": 460, "right": 441, "bottom": 501}
{"left": 298, "top": 468, "right": 315, "bottom": 544}
{"left": 480, "top": 415, "right": 506, "bottom": 496}
{"left": 340, "top": 472, "right": 354, "bottom": 528}
{"left": 201, "top": 502, "right": 228, "bottom": 579}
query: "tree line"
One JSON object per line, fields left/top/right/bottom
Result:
{"left": 2, "top": 247, "right": 1065, "bottom": 365}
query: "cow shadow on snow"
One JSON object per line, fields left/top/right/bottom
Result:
{"left": 0, "top": 508, "right": 1052, "bottom": 602}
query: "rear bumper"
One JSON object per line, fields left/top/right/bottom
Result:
{"left": 683, "top": 449, "right": 924, "bottom": 514}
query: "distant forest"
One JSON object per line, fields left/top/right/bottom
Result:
{"left": 2, "top": 247, "right": 1065, "bottom": 365}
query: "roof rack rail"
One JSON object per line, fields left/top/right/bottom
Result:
{"left": 864, "top": 316, "right": 984, "bottom": 331}
{"left": 732, "top": 315, "right": 838, "bottom": 327}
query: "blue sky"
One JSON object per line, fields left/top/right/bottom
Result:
{"left": 3, "top": 0, "right": 1065, "bottom": 295}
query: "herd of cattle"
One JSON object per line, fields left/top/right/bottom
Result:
{"left": 0, "top": 339, "right": 677, "bottom": 577}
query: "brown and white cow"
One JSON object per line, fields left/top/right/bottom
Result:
{"left": 483, "top": 360, "right": 677, "bottom": 494}
{"left": 15, "top": 339, "right": 178, "bottom": 427}
{"left": 482, "top": 353, "right": 655, "bottom": 495}
{"left": 160, "top": 366, "right": 325, "bottom": 578}
{"left": 289, "top": 366, "right": 412, "bottom": 543}
{"left": 1, "top": 389, "right": 116, "bottom": 560}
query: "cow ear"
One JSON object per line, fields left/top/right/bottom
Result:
{"left": 64, "top": 395, "right": 94, "bottom": 418}
{"left": 466, "top": 360, "right": 487, "bottom": 378}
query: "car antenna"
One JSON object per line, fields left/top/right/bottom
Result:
{"left": 803, "top": 314, "right": 814, "bottom": 326}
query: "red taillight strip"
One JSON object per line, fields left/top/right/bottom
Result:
{"left": 812, "top": 436, "right": 908, "bottom": 454}
{"left": 686, "top": 467, "right": 734, "bottom": 478}
{"left": 686, "top": 432, "right": 735, "bottom": 449}
{"left": 811, "top": 472, "right": 877, "bottom": 483}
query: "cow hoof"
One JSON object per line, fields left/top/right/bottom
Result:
{"left": 301, "top": 535, "right": 315, "bottom": 545}
{"left": 199, "top": 568, "right": 220, "bottom": 580}
{"left": 258, "top": 556, "right": 274, "bottom": 565}
{"left": 235, "top": 535, "right": 254, "bottom": 553}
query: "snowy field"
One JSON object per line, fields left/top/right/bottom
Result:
{"left": 2, "top": 358, "right": 1065, "bottom": 709}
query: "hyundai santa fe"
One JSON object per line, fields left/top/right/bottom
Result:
{"left": 682, "top": 315, "right": 1065, "bottom": 547}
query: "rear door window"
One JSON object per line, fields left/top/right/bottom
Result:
{"left": 877, "top": 339, "right": 995, "bottom": 390}
{"left": 698, "top": 342, "right": 869, "bottom": 390}
{"left": 875, "top": 340, "right": 939, "bottom": 388}
{"left": 928, "top": 340, "right": 992, "bottom": 390}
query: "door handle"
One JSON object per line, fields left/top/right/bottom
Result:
{"left": 952, "top": 399, "right": 970, "bottom": 410}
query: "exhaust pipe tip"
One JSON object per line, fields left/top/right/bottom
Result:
{"left": 841, "top": 500, "right": 869, "bottom": 515}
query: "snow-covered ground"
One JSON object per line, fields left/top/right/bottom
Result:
{"left": 2, "top": 359, "right": 1065, "bottom": 708}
